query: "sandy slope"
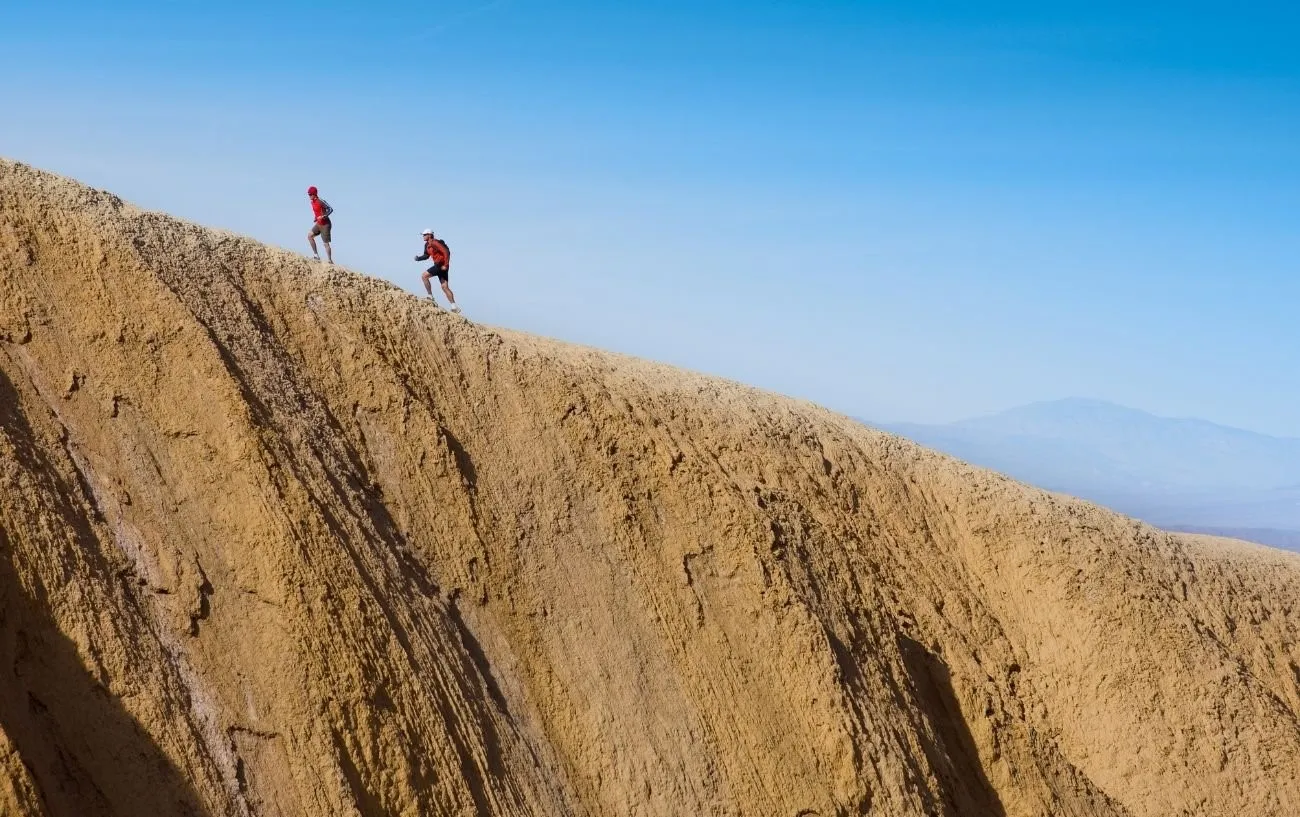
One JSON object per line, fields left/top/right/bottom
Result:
{"left": 1, "top": 158, "right": 1298, "bottom": 816}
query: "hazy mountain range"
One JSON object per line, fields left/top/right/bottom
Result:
{"left": 874, "top": 398, "right": 1300, "bottom": 550}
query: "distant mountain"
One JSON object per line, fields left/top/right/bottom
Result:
{"left": 875, "top": 399, "right": 1300, "bottom": 549}
{"left": 1167, "top": 527, "right": 1300, "bottom": 551}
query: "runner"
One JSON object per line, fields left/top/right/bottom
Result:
{"left": 415, "top": 229, "right": 459, "bottom": 312}
{"left": 306, "top": 186, "right": 334, "bottom": 263}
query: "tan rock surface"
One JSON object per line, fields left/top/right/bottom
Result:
{"left": 1, "top": 157, "right": 1298, "bottom": 816}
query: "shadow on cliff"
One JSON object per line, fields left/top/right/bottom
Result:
{"left": 825, "top": 620, "right": 1008, "bottom": 817}
{"left": 898, "top": 634, "right": 1007, "bottom": 817}
{"left": 0, "top": 364, "right": 212, "bottom": 816}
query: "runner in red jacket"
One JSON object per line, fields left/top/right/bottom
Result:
{"left": 416, "top": 229, "right": 459, "bottom": 312}
{"left": 306, "top": 186, "right": 334, "bottom": 263}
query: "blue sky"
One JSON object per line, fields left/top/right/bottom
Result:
{"left": 4, "top": 1, "right": 1298, "bottom": 436}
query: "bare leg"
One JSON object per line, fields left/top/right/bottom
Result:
{"left": 421, "top": 271, "right": 435, "bottom": 296}
{"left": 307, "top": 233, "right": 319, "bottom": 259}
{"left": 441, "top": 280, "right": 457, "bottom": 309}
{"left": 324, "top": 241, "right": 333, "bottom": 264}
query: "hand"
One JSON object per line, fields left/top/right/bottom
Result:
{"left": 414, "top": 256, "right": 421, "bottom": 261}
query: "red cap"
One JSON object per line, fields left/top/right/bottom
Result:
{"left": 307, "top": 186, "right": 318, "bottom": 196}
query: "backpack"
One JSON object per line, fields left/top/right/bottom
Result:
{"left": 319, "top": 199, "right": 334, "bottom": 219}
{"left": 436, "top": 238, "right": 449, "bottom": 256}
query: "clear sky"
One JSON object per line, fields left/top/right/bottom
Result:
{"left": 4, "top": 1, "right": 1298, "bottom": 436}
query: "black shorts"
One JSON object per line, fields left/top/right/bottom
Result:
{"left": 426, "top": 264, "right": 449, "bottom": 283}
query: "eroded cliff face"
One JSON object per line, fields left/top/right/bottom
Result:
{"left": 1, "top": 158, "right": 1298, "bottom": 817}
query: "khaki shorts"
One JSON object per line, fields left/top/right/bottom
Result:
{"left": 311, "top": 220, "right": 332, "bottom": 242}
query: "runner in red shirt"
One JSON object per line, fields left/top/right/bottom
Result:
{"left": 415, "top": 229, "right": 459, "bottom": 312}
{"left": 306, "top": 186, "right": 334, "bottom": 263}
